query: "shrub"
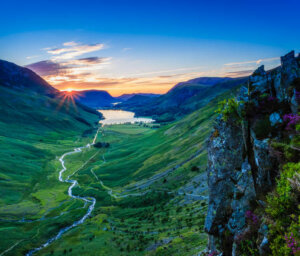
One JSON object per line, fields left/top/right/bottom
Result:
{"left": 266, "top": 162, "right": 300, "bottom": 256}
{"left": 216, "top": 98, "right": 243, "bottom": 123}
{"left": 253, "top": 116, "right": 272, "bottom": 139}
{"left": 191, "top": 166, "right": 200, "bottom": 172}
{"left": 94, "top": 142, "right": 110, "bottom": 148}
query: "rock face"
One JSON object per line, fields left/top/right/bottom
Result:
{"left": 204, "top": 51, "right": 300, "bottom": 255}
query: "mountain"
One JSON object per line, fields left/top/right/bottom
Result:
{"left": 172, "top": 76, "right": 233, "bottom": 89}
{"left": 0, "top": 59, "right": 101, "bottom": 208}
{"left": 119, "top": 76, "right": 247, "bottom": 122}
{"left": 0, "top": 58, "right": 232, "bottom": 255}
{"left": 205, "top": 51, "right": 300, "bottom": 255}
{"left": 0, "top": 60, "right": 57, "bottom": 95}
{"left": 114, "top": 94, "right": 156, "bottom": 110}
{"left": 70, "top": 90, "right": 116, "bottom": 108}
{"left": 116, "top": 93, "right": 161, "bottom": 101}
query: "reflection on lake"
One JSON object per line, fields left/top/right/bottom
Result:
{"left": 98, "top": 110, "right": 155, "bottom": 125}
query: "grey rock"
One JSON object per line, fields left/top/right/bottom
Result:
{"left": 204, "top": 51, "right": 299, "bottom": 254}
{"left": 269, "top": 112, "right": 282, "bottom": 126}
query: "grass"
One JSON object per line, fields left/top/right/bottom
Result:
{"left": 0, "top": 85, "right": 237, "bottom": 255}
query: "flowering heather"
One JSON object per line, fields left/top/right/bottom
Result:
{"left": 283, "top": 113, "right": 300, "bottom": 131}
{"left": 284, "top": 232, "right": 300, "bottom": 255}
{"left": 296, "top": 91, "right": 300, "bottom": 103}
{"left": 267, "top": 96, "right": 278, "bottom": 103}
{"left": 245, "top": 210, "right": 259, "bottom": 225}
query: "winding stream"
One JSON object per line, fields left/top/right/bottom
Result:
{"left": 26, "top": 129, "right": 100, "bottom": 256}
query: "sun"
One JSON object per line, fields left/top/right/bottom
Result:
{"left": 66, "top": 88, "right": 73, "bottom": 92}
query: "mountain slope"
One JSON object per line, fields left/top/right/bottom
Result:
{"left": 0, "top": 60, "right": 100, "bottom": 206}
{"left": 0, "top": 58, "right": 244, "bottom": 255}
{"left": 0, "top": 59, "right": 57, "bottom": 95}
{"left": 71, "top": 90, "right": 116, "bottom": 108}
{"left": 116, "top": 93, "right": 161, "bottom": 101}
{"left": 119, "top": 76, "right": 247, "bottom": 122}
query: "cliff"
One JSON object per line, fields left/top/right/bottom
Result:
{"left": 204, "top": 51, "right": 300, "bottom": 256}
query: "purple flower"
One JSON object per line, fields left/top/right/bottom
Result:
{"left": 245, "top": 210, "right": 259, "bottom": 226}
{"left": 295, "top": 91, "right": 300, "bottom": 102}
{"left": 284, "top": 232, "right": 300, "bottom": 255}
{"left": 283, "top": 114, "right": 300, "bottom": 131}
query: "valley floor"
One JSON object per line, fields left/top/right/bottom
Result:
{"left": 0, "top": 92, "right": 225, "bottom": 255}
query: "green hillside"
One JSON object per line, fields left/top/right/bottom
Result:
{"left": 119, "top": 77, "right": 247, "bottom": 122}
{"left": 0, "top": 59, "right": 245, "bottom": 256}
{"left": 0, "top": 86, "right": 241, "bottom": 256}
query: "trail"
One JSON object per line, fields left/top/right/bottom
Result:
{"left": 90, "top": 147, "right": 205, "bottom": 199}
{"left": 26, "top": 127, "right": 101, "bottom": 256}
{"left": 25, "top": 124, "right": 205, "bottom": 255}
{"left": 0, "top": 240, "right": 24, "bottom": 256}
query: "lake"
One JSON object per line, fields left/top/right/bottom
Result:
{"left": 98, "top": 110, "right": 155, "bottom": 125}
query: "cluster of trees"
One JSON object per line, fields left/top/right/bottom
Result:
{"left": 94, "top": 142, "right": 110, "bottom": 148}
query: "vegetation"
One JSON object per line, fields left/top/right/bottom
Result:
{"left": 0, "top": 86, "right": 239, "bottom": 255}
{"left": 216, "top": 98, "right": 243, "bottom": 123}
{"left": 266, "top": 162, "right": 300, "bottom": 256}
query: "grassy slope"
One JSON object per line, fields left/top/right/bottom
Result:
{"left": 0, "top": 86, "right": 100, "bottom": 255}
{"left": 119, "top": 77, "right": 246, "bottom": 122}
{"left": 0, "top": 84, "right": 240, "bottom": 256}
{"left": 30, "top": 91, "right": 238, "bottom": 256}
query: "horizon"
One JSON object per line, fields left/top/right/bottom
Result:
{"left": 1, "top": 0, "right": 299, "bottom": 96}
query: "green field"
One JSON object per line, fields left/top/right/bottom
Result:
{"left": 0, "top": 86, "right": 234, "bottom": 256}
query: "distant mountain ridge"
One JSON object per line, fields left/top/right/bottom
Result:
{"left": 71, "top": 90, "right": 116, "bottom": 108}
{"left": 171, "top": 77, "right": 233, "bottom": 90}
{"left": 116, "top": 93, "right": 161, "bottom": 101}
{"left": 118, "top": 76, "right": 248, "bottom": 122}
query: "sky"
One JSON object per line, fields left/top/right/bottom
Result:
{"left": 0, "top": 0, "right": 299, "bottom": 96}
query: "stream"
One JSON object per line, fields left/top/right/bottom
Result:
{"left": 26, "top": 129, "right": 100, "bottom": 256}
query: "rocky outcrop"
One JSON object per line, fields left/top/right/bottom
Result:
{"left": 204, "top": 51, "right": 300, "bottom": 255}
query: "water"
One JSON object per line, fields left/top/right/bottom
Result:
{"left": 98, "top": 110, "right": 154, "bottom": 125}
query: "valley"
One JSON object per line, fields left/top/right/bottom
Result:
{"left": 0, "top": 51, "right": 299, "bottom": 256}
{"left": 0, "top": 80, "right": 229, "bottom": 255}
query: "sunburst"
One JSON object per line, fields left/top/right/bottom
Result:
{"left": 55, "top": 90, "right": 82, "bottom": 113}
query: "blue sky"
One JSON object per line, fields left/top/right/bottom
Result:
{"left": 0, "top": 0, "right": 299, "bottom": 95}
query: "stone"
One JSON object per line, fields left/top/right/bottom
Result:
{"left": 204, "top": 51, "right": 300, "bottom": 255}
{"left": 249, "top": 65, "right": 269, "bottom": 94}
{"left": 269, "top": 112, "right": 282, "bottom": 126}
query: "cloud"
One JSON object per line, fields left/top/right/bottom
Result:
{"left": 223, "top": 70, "right": 254, "bottom": 77}
{"left": 224, "top": 57, "right": 280, "bottom": 68}
{"left": 63, "top": 41, "right": 78, "bottom": 46}
{"left": 26, "top": 60, "right": 66, "bottom": 76}
{"left": 67, "top": 57, "right": 110, "bottom": 65}
{"left": 127, "top": 66, "right": 204, "bottom": 77}
{"left": 26, "top": 57, "right": 111, "bottom": 81}
{"left": 26, "top": 55, "right": 41, "bottom": 60}
{"left": 26, "top": 41, "right": 111, "bottom": 87}
{"left": 47, "top": 42, "right": 105, "bottom": 60}
{"left": 122, "top": 47, "right": 132, "bottom": 52}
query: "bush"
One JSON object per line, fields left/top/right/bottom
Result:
{"left": 216, "top": 98, "right": 243, "bottom": 123}
{"left": 253, "top": 116, "right": 272, "bottom": 139}
{"left": 266, "top": 162, "right": 300, "bottom": 256}
{"left": 191, "top": 166, "right": 200, "bottom": 172}
{"left": 94, "top": 142, "right": 110, "bottom": 148}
